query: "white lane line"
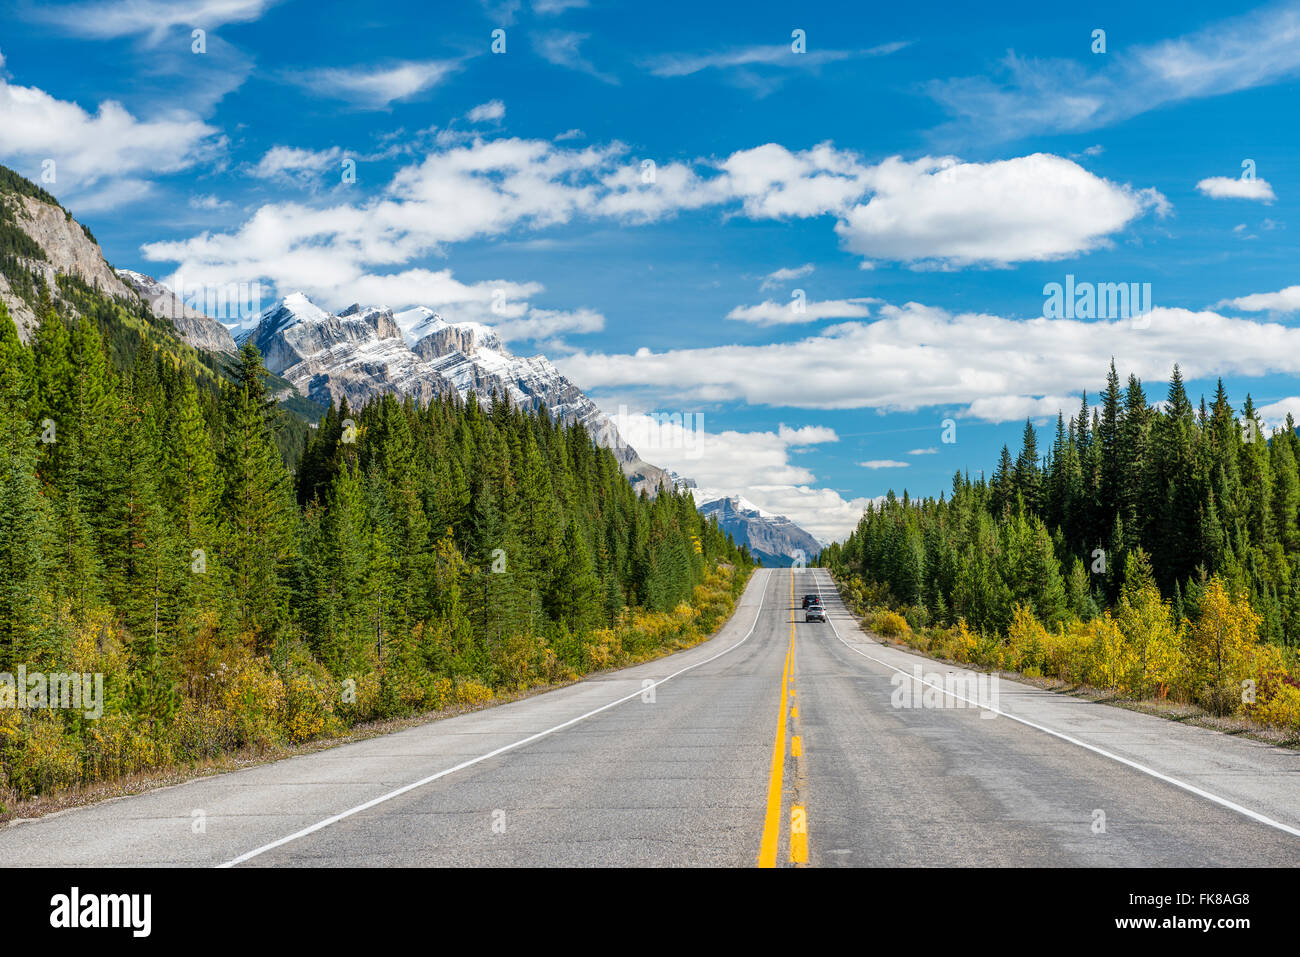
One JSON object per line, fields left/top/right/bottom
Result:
{"left": 812, "top": 569, "right": 1300, "bottom": 841}
{"left": 219, "top": 568, "right": 775, "bottom": 867}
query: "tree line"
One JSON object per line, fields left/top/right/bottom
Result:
{"left": 819, "top": 361, "right": 1300, "bottom": 727}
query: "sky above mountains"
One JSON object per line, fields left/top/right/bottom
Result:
{"left": 3, "top": 0, "right": 1300, "bottom": 541}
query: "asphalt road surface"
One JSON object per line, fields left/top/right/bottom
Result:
{"left": 3, "top": 568, "right": 1298, "bottom": 867}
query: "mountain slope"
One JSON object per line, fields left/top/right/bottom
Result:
{"left": 239, "top": 291, "right": 670, "bottom": 491}
{"left": 115, "top": 269, "right": 237, "bottom": 354}
{"left": 0, "top": 166, "right": 133, "bottom": 339}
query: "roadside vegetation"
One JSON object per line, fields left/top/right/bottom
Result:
{"left": 0, "top": 295, "right": 754, "bottom": 807}
{"left": 820, "top": 362, "right": 1300, "bottom": 740}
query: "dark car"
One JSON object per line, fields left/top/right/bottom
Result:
{"left": 801, "top": 594, "right": 822, "bottom": 609}
{"left": 805, "top": 604, "right": 827, "bottom": 623}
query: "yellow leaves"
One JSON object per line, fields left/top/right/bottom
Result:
{"left": 452, "top": 679, "right": 494, "bottom": 707}
{"left": 873, "top": 611, "right": 910, "bottom": 638}
{"left": 1250, "top": 674, "right": 1300, "bottom": 734}
{"left": 1185, "top": 579, "right": 1260, "bottom": 714}
{"left": 1110, "top": 582, "right": 1183, "bottom": 697}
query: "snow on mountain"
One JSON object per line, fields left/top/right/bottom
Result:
{"left": 688, "top": 486, "right": 777, "bottom": 519}
{"left": 241, "top": 292, "right": 670, "bottom": 492}
{"left": 393, "top": 305, "right": 448, "bottom": 345}
{"left": 695, "top": 494, "right": 823, "bottom": 567}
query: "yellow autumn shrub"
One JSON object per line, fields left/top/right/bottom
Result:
{"left": 873, "top": 611, "right": 910, "bottom": 638}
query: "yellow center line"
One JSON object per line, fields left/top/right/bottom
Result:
{"left": 758, "top": 572, "right": 797, "bottom": 867}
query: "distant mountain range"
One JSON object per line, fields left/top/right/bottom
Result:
{"left": 688, "top": 488, "right": 823, "bottom": 566}
{"left": 0, "top": 165, "right": 820, "bottom": 559}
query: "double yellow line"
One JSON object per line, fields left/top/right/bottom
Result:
{"left": 758, "top": 571, "right": 808, "bottom": 867}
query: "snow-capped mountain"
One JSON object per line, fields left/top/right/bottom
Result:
{"left": 237, "top": 292, "right": 670, "bottom": 491}
{"left": 691, "top": 488, "right": 823, "bottom": 567}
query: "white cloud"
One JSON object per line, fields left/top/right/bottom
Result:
{"left": 837, "top": 153, "right": 1168, "bottom": 266}
{"left": 760, "top": 263, "right": 814, "bottom": 290}
{"left": 533, "top": 0, "right": 587, "bottom": 12}
{"left": 294, "top": 59, "right": 464, "bottom": 109}
{"left": 928, "top": 5, "right": 1300, "bottom": 142}
{"left": 1218, "top": 285, "right": 1300, "bottom": 314}
{"left": 533, "top": 31, "right": 617, "bottom": 83}
{"left": 908, "top": 447, "right": 939, "bottom": 455}
{"left": 249, "top": 145, "right": 343, "bottom": 185}
{"left": 560, "top": 300, "right": 1300, "bottom": 420}
{"left": 0, "top": 73, "right": 220, "bottom": 205}
{"left": 777, "top": 424, "right": 838, "bottom": 445}
{"left": 494, "top": 306, "right": 604, "bottom": 341}
{"left": 860, "top": 460, "right": 910, "bottom": 469}
{"left": 644, "top": 43, "right": 896, "bottom": 77}
{"left": 30, "top": 0, "right": 276, "bottom": 44}
{"left": 726, "top": 297, "right": 874, "bottom": 326}
{"left": 1196, "top": 175, "right": 1276, "bottom": 202}
{"left": 612, "top": 412, "right": 865, "bottom": 541}
{"left": 141, "top": 137, "right": 1164, "bottom": 305}
{"left": 189, "top": 193, "right": 231, "bottom": 210}
{"left": 1257, "top": 397, "right": 1300, "bottom": 433}
{"left": 643, "top": 41, "right": 909, "bottom": 96}
{"left": 466, "top": 100, "right": 506, "bottom": 123}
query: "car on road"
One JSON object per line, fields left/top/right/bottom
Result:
{"left": 802, "top": 594, "right": 822, "bottom": 609}
{"left": 805, "top": 604, "right": 827, "bottom": 623}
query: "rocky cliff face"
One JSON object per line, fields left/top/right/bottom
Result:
{"left": 115, "top": 269, "right": 237, "bottom": 353}
{"left": 0, "top": 166, "right": 241, "bottom": 356}
{"left": 0, "top": 189, "right": 134, "bottom": 339}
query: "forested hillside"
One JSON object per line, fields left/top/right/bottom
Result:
{"left": 0, "top": 295, "right": 753, "bottom": 803}
{"left": 821, "top": 362, "right": 1300, "bottom": 731}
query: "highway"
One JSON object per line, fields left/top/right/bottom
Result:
{"left": 2, "top": 567, "right": 1298, "bottom": 867}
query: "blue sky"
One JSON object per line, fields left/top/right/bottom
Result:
{"left": 3, "top": 0, "right": 1300, "bottom": 541}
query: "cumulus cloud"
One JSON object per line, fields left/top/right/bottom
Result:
{"left": 860, "top": 460, "right": 910, "bottom": 469}
{"left": 0, "top": 72, "right": 220, "bottom": 207}
{"left": 1257, "top": 397, "right": 1300, "bottom": 433}
{"left": 559, "top": 300, "right": 1300, "bottom": 420}
{"left": 726, "top": 297, "right": 874, "bottom": 325}
{"left": 466, "top": 100, "right": 506, "bottom": 123}
{"left": 1218, "top": 285, "right": 1300, "bottom": 314}
{"left": 249, "top": 145, "right": 343, "bottom": 186}
{"left": 611, "top": 412, "right": 866, "bottom": 541}
{"left": 837, "top": 153, "right": 1168, "bottom": 266}
{"left": 141, "top": 136, "right": 1164, "bottom": 305}
{"left": 1196, "top": 175, "right": 1276, "bottom": 202}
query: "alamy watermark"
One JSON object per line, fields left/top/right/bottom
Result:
{"left": 602, "top": 406, "right": 706, "bottom": 460}
{"left": 1043, "top": 274, "right": 1153, "bottom": 322}
{"left": 0, "top": 666, "right": 104, "bottom": 719}
{"left": 890, "top": 665, "right": 999, "bottom": 718}
{"left": 163, "top": 274, "right": 263, "bottom": 323}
